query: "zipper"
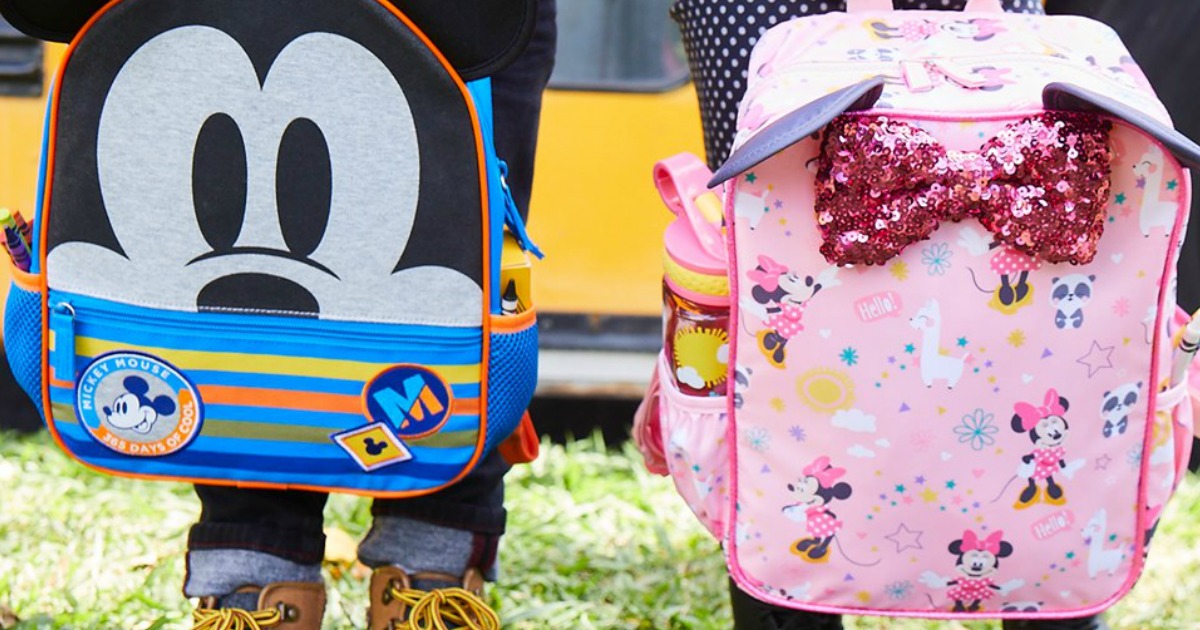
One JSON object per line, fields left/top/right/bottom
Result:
{"left": 47, "top": 294, "right": 480, "bottom": 382}
{"left": 50, "top": 302, "right": 75, "bottom": 382}
{"left": 498, "top": 160, "right": 544, "bottom": 260}
{"left": 744, "top": 53, "right": 1157, "bottom": 107}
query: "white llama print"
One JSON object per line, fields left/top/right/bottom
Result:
{"left": 1134, "top": 144, "right": 1176, "bottom": 237}
{"left": 910, "top": 299, "right": 970, "bottom": 389}
{"left": 1081, "top": 509, "right": 1125, "bottom": 578}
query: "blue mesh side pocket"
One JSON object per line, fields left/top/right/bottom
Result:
{"left": 484, "top": 314, "right": 538, "bottom": 454}
{"left": 4, "top": 281, "right": 44, "bottom": 415}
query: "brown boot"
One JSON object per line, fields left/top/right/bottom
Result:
{"left": 368, "top": 567, "right": 498, "bottom": 629}
{"left": 193, "top": 582, "right": 326, "bottom": 630}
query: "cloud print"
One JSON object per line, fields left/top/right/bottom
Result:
{"left": 832, "top": 409, "right": 877, "bottom": 433}
{"left": 676, "top": 366, "right": 706, "bottom": 389}
{"left": 847, "top": 444, "right": 876, "bottom": 459}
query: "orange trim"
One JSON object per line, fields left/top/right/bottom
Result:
{"left": 34, "top": 0, "right": 497, "bottom": 499}
{"left": 373, "top": 0, "right": 494, "bottom": 492}
{"left": 10, "top": 266, "right": 39, "bottom": 292}
{"left": 49, "top": 377, "right": 73, "bottom": 390}
{"left": 499, "top": 411, "right": 539, "bottom": 465}
{"left": 490, "top": 309, "right": 536, "bottom": 333}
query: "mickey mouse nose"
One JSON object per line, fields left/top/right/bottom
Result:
{"left": 198, "top": 273, "right": 319, "bottom": 316}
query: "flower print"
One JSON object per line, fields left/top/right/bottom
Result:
{"left": 789, "top": 425, "right": 807, "bottom": 442}
{"left": 744, "top": 427, "right": 771, "bottom": 453}
{"left": 922, "top": 242, "right": 953, "bottom": 276}
{"left": 840, "top": 347, "right": 859, "bottom": 366}
{"left": 1112, "top": 298, "right": 1131, "bottom": 317}
{"left": 954, "top": 409, "right": 998, "bottom": 451}
{"left": 885, "top": 581, "right": 914, "bottom": 601}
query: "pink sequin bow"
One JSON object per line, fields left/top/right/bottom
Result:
{"left": 814, "top": 113, "right": 1113, "bottom": 267}
{"left": 961, "top": 529, "right": 1005, "bottom": 555}
{"left": 803, "top": 456, "right": 846, "bottom": 487}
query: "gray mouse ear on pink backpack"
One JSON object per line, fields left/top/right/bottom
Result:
{"left": 708, "top": 77, "right": 887, "bottom": 188}
{"left": 1044, "top": 82, "right": 1200, "bottom": 170}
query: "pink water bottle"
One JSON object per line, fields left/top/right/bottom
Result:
{"left": 655, "top": 154, "right": 730, "bottom": 397}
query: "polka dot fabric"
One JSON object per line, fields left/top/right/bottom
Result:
{"left": 670, "top": 0, "right": 1046, "bottom": 170}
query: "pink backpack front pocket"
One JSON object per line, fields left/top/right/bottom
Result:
{"left": 657, "top": 354, "right": 731, "bottom": 538}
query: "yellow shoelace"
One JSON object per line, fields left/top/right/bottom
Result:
{"left": 387, "top": 586, "right": 501, "bottom": 630}
{"left": 192, "top": 607, "right": 282, "bottom": 630}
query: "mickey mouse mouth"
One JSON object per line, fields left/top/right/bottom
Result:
{"left": 198, "top": 272, "right": 320, "bottom": 316}
{"left": 188, "top": 247, "right": 340, "bottom": 279}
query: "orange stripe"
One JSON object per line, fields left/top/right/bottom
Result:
{"left": 199, "top": 385, "right": 361, "bottom": 413}
{"left": 50, "top": 377, "right": 73, "bottom": 390}
{"left": 198, "top": 384, "right": 480, "bottom": 416}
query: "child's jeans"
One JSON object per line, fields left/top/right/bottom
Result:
{"left": 186, "top": 451, "right": 510, "bottom": 596}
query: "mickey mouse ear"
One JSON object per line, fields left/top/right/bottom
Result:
{"left": 0, "top": 0, "right": 539, "bottom": 81}
{"left": 0, "top": 0, "right": 108, "bottom": 42}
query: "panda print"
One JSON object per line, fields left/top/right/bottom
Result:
{"left": 42, "top": 0, "right": 487, "bottom": 326}
{"left": 1100, "top": 382, "right": 1142, "bottom": 438}
{"left": 1050, "top": 274, "right": 1095, "bottom": 329}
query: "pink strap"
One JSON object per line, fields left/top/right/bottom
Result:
{"left": 846, "top": 0, "right": 1003, "bottom": 12}
{"left": 653, "top": 153, "right": 724, "bottom": 260}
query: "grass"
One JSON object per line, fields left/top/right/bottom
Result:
{"left": 1, "top": 431, "right": 1199, "bottom": 629}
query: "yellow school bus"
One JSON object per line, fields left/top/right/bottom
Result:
{"left": 530, "top": 0, "right": 704, "bottom": 398}
{"left": 0, "top": 22, "right": 63, "bottom": 309}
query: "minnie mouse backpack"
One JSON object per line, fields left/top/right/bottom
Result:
{"left": 0, "top": 0, "right": 542, "bottom": 496}
{"left": 637, "top": 0, "right": 1200, "bottom": 619}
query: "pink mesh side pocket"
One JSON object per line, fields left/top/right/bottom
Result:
{"left": 657, "top": 354, "right": 731, "bottom": 538}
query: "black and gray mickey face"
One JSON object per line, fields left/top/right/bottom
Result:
{"left": 44, "top": 0, "right": 486, "bottom": 324}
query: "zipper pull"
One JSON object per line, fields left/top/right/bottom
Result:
{"left": 498, "top": 160, "right": 544, "bottom": 260}
{"left": 50, "top": 302, "right": 76, "bottom": 383}
{"left": 902, "top": 60, "right": 935, "bottom": 93}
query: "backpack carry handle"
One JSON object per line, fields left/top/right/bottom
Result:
{"left": 846, "top": 0, "right": 1004, "bottom": 13}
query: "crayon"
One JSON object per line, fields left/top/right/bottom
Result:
{"left": 4, "top": 226, "right": 29, "bottom": 272}
{"left": 10, "top": 209, "right": 30, "bottom": 245}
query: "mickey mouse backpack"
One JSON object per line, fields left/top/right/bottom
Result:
{"left": 0, "top": 0, "right": 542, "bottom": 496}
{"left": 636, "top": 0, "right": 1200, "bottom": 619}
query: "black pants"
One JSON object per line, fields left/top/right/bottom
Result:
{"left": 188, "top": 0, "right": 558, "bottom": 567}
{"left": 730, "top": 579, "right": 1107, "bottom": 630}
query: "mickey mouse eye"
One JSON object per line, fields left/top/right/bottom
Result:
{"left": 276, "top": 118, "right": 332, "bottom": 258}
{"left": 193, "top": 113, "right": 247, "bottom": 252}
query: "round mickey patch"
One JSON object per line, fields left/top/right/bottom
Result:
{"left": 363, "top": 365, "right": 453, "bottom": 439}
{"left": 76, "top": 351, "right": 203, "bottom": 457}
